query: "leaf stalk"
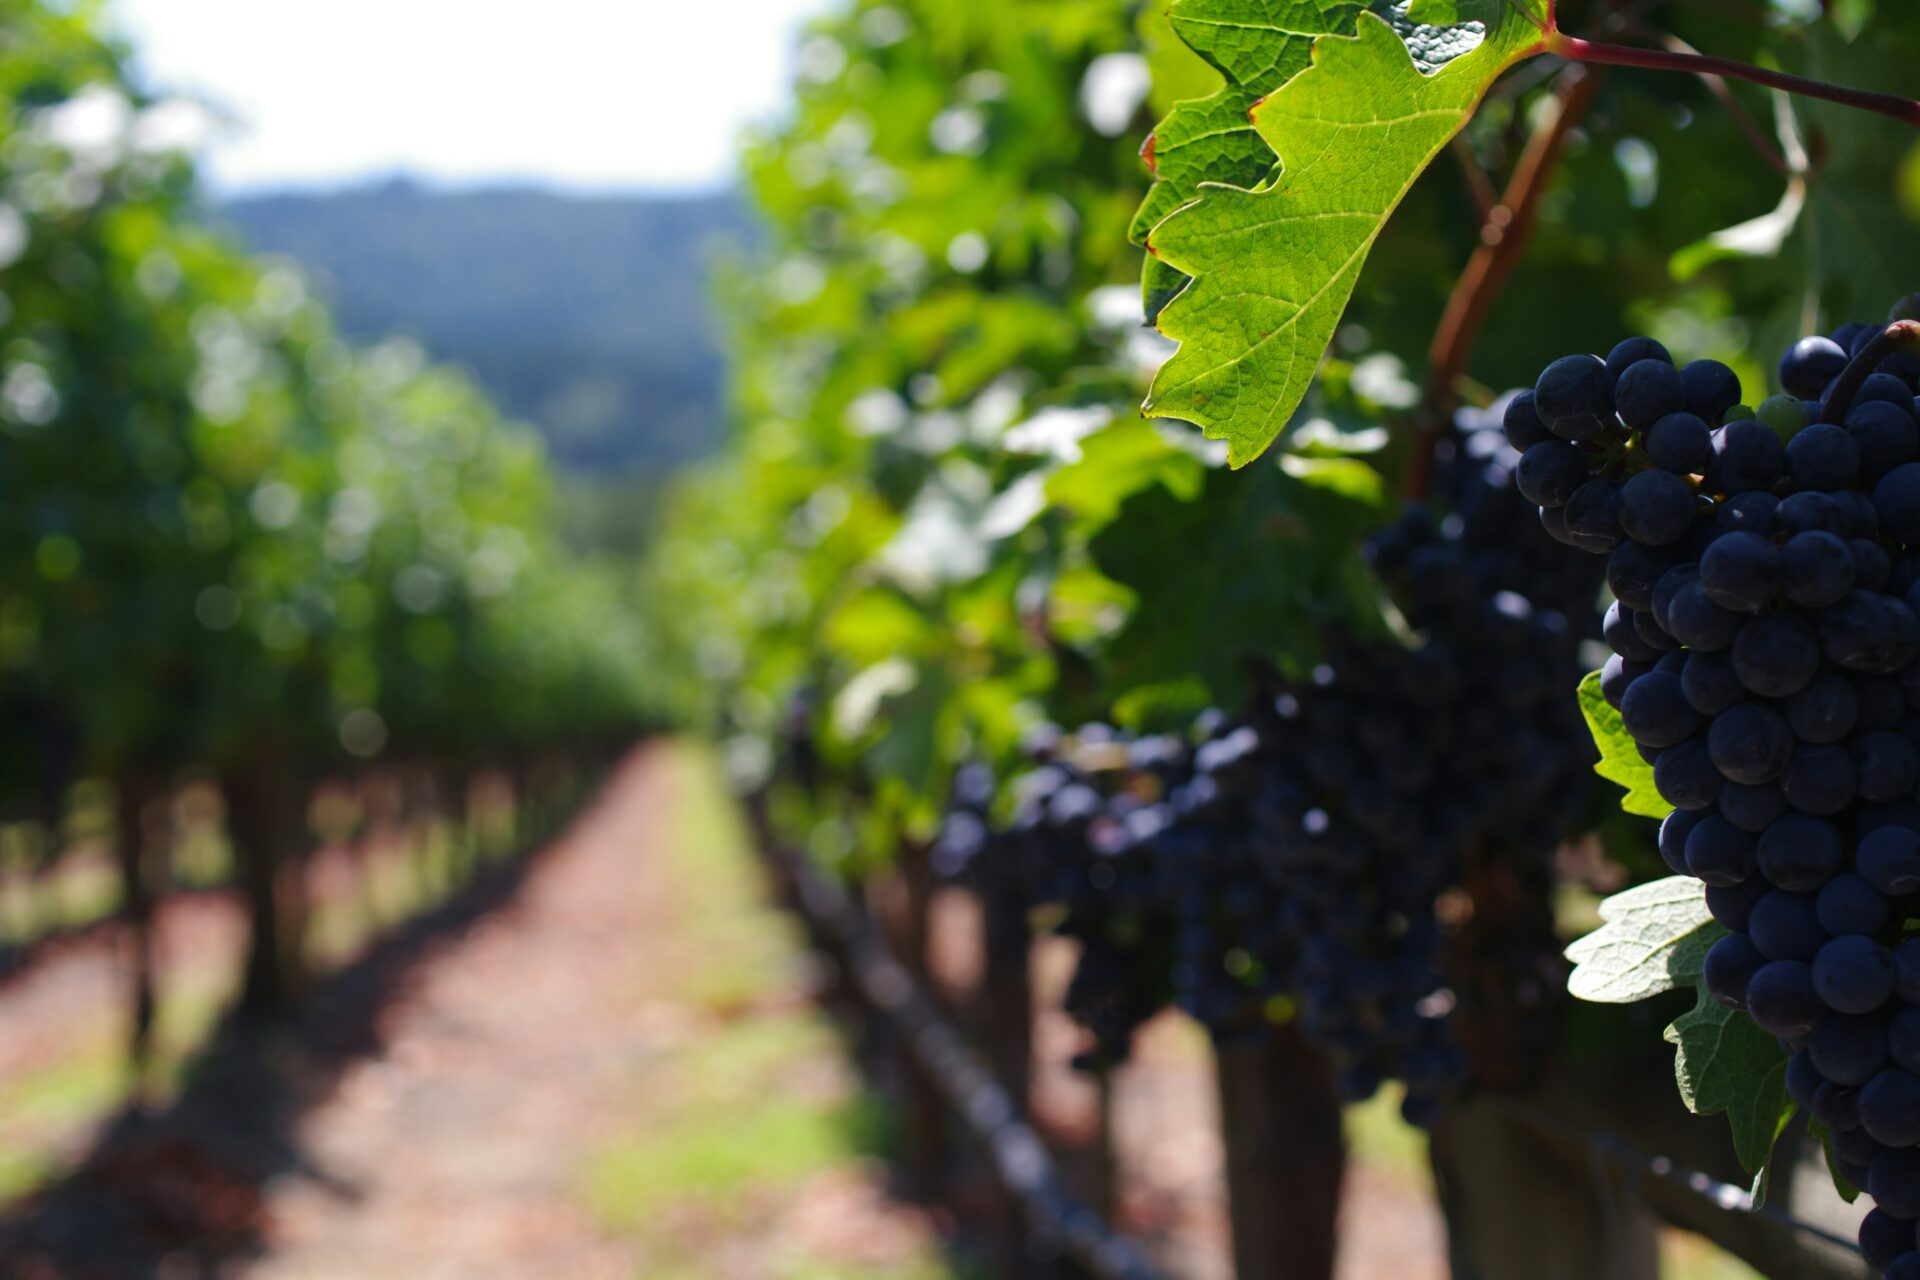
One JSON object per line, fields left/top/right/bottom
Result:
{"left": 1547, "top": 31, "right": 1920, "bottom": 128}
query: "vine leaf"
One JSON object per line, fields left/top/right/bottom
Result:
{"left": 1566, "top": 875, "right": 1719, "bottom": 1004}
{"left": 1808, "top": 1120, "right": 1862, "bottom": 1204}
{"left": 1665, "top": 987, "right": 1793, "bottom": 1181}
{"left": 1142, "top": 5, "right": 1546, "bottom": 465}
{"left": 1577, "top": 670, "right": 1669, "bottom": 819}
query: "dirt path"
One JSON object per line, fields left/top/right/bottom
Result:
{"left": 244, "top": 743, "right": 949, "bottom": 1280}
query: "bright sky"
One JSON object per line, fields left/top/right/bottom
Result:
{"left": 110, "top": 0, "right": 830, "bottom": 193}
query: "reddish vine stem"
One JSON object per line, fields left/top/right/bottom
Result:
{"left": 1404, "top": 65, "right": 1604, "bottom": 501}
{"left": 1549, "top": 31, "right": 1920, "bottom": 128}
{"left": 1819, "top": 320, "right": 1920, "bottom": 424}
{"left": 1451, "top": 135, "right": 1500, "bottom": 223}
{"left": 1609, "top": 16, "right": 1791, "bottom": 177}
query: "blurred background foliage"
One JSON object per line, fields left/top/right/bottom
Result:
{"left": 0, "top": 0, "right": 656, "bottom": 811}
{"left": 644, "top": 0, "right": 1920, "bottom": 868}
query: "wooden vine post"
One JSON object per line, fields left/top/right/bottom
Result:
{"left": 225, "top": 743, "right": 309, "bottom": 1022}
{"left": 1213, "top": 1021, "right": 1345, "bottom": 1280}
{"left": 113, "top": 769, "right": 161, "bottom": 1073}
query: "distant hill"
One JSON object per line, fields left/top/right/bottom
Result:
{"left": 217, "top": 179, "right": 750, "bottom": 473}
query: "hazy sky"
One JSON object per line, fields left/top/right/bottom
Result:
{"left": 110, "top": 0, "right": 830, "bottom": 192}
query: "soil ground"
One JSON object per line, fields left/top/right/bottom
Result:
{"left": 0, "top": 742, "right": 1756, "bottom": 1279}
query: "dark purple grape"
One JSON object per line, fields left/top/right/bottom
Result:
{"left": 1780, "top": 336, "right": 1848, "bottom": 399}
{"left": 1787, "top": 421, "right": 1861, "bottom": 491}
{"left": 1620, "top": 671, "right": 1699, "bottom": 748}
{"left": 1745, "top": 958, "right": 1821, "bottom": 1034}
{"left": 1749, "top": 889, "right": 1828, "bottom": 961}
{"left": 1501, "top": 389, "right": 1553, "bottom": 450}
{"left": 1517, "top": 440, "right": 1589, "bottom": 508}
{"left": 1606, "top": 336, "right": 1672, "bottom": 380}
{"left": 1645, "top": 412, "right": 1713, "bottom": 475}
{"left": 1811, "top": 1013, "right": 1889, "bottom": 1087}
{"left": 1813, "top": 935, "right": 1896, "bottom": 1014}
{"left": 1756, "top": 813, "right": 1843, "bottom": 890}
{"left": 1783, "top": 671, "right": 1859, "bottom": 743}
{"left": 1703, "top": 931, "right": 1765, "bottom": 1008}
{"left": 1862, "top": 1069, "right": 1920, "bottom": 1147}
{"left": 1617, "top": 469, "right": 1696, "bottom": 546}
{"left": 1682, "top": 359, "right": 1742, "bottom": 423}
{"left": 1616, "top": 359, "right": 1687, "bottom": 431}
{"left": 1707, "top": 701, "right": 1793, "bottom": 785}
{"left": 1535, "top": 354, "right": 1615, "bottom": 441}
{"left": 1780, "top": 530, "right": 1855, "bottom": 608}
{"left": 1817, "top": 873, "right": 1889, "bottom": 936}
{"left": 1699, "top": 532, "right": 1780, "bottom": 612}
{"left": 1859, "top": 826, "right": 1920, "bottom": 895}
{"left": 1730, "top": 612, "right": 1820, "bottom": 698}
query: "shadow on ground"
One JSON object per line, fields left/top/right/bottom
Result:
{"left": 0, "top": 834, "right": 555, "bottom": 1279}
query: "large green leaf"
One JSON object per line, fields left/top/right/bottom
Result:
{"left": 1664, "top": 988, "right": 1793, "bottom": 1180}
{"left": 1566, "top": 876, "right": 1718, "bottom": 1004}
{"left": 1143, "top": 5, "right": 1546, "bottom": 464}
{"left": 1576, "top": 670, "right": 1670, "bottom": 820}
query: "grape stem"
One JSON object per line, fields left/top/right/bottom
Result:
{"left": 1819, "top": 320, "right": 1920, "bottom": 424}
{"left": 1406, "top": 65, "right": 1602, "bottom": 500}
{"left": 1547, "top": 31, "right": 1920, "bottom": 128}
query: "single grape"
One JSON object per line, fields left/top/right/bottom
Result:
{"left": 1756, "top": 813, "right": 1844, "bottom": 891}
{"left": 1617, "top": 469, "right": 1696, "bottom": 546}
{"left": 1517, "top": 440, "right": 1589, "bottom": 508}
{"left": 1699, "top": 531, "right": 1780, "bottom": 612}
{"left": 1616, "top": 359, "right": 1687, "bottom": 431}
{"left": 1707, "top": 700, "right": 1794, "bottom": 785}
{"left": 1820, "top": 590, "right": 1920, "bottom": 674}
{"left": 1605, "top": 335, "right": 1672, "bottom": 380}
{"left": 1703, "top": 931, "right": 1765, "bottom": 1007}
{"left": 1535, "top": 354, "right": 1615, "bottom": 440}
{"left": 1564, "top": 478, "right": 1624, "bottom": 550}
{"left": 1819, "top": 874, "right": 1890, "bottom": 936}
{"left": 1854, "top": 731, "right": 1920, "bottom": 802}
{"left": 1609, "top": 539, "right": 1680, "bottom": 612}
{"left": 1745, "top": 958, "right": 1823, "bottom": 1036}
{"left": 1860, "top": 1208, "right": 1917, "bottom": 1271}
{"left": 1712, "top": 420, "right": 1786, "bottom": 493}
{"left": 1811, "top": 1013, "right": 1890, "bottom": 1087}
{"left": 1730, "top": 612, "right": 1820, "bottom": 698}
{"left": 1620, "top": 670, "right": 1700, "bottom": 747}
{"left": 1684, "top": 815, "right": 1755, "bottom": 886}
{"left": 1706, "top": 876, "right": 1770, "bottom": 930}
{"left": 1813, "top": 935, "right": 1896, "bottom": 1015}
{"left": 1868, "top": 1149, "right": 1920, "bottom": 1218}
{"left": 1718, "top": 781, "right": 1786, "bottom": 833}
{"left": 1876, "top": 463, "right": 1920, "bottom": 542}
{"left": 1645, "top": 412, "right": 1713, "bottom": 475}
{"left": 1861, "top": 1069, "right": 1920, "bottom": 1147}
{"left": 1783, "top": 671, "right": 1859, "bottom": 743}
{"left": 1682, "top": 359, "right": 1742, "bottom": 423}
{"left": 1780, "top": 530, "right": 1856, "bottom": 608}
{"left": 1653, "top": 738, "right": 1722, "bottom": 810}
{"left": 1860, "top": 826, "right": 1920, "bottom": 895}
{"left": 1780, "top": 336, "right": 1849, "bottom": 399}
{"left": 1757, "top": 393, "right": 1811, "bottom": 443}
{"left": 1665, "top": 581, "right": 1743, "bottom": 650}
{"left": 1787, "top": 421, "right": 1861, "bottom": 492}
{"left": 1749, "top": 889, "right": 1828, "bottom": 961}
{"left": 1680, "top": 650, "right": 1745, "bottom": 716}
{"left": 1501, "top": 389, "right": 1553, "bottom": 451}
{"left": 1781, "top": 742, "right": 1858, "bottom": 816}
{"left": 1658, "top": 807, "right": 1705, "bottom": 875}
{"left": 1848, "top": 399, "right": 1919, "bottom": 479}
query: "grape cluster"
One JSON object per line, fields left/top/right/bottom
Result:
{"left": 937, "top": 720, "right": 1292, "bottom": 1070}
{"left": 943, "top": 426, "right": 1601, "bottom": 1123}
{"left": 1511, "top": 309, "right": 1920, "bottom": 1276}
